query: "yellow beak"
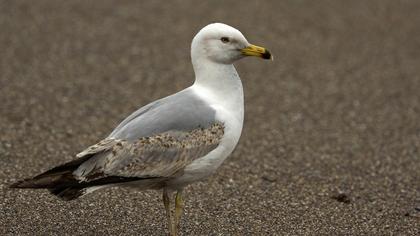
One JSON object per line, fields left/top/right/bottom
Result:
{"left": 241, "top": 44, "right": 273, "bottom": 60}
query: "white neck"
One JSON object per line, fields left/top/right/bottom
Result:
{"left": 192, "top": 58, "right": 244, "bottom": 113}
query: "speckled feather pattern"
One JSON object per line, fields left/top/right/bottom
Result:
{"left": 74, "top": 123, "right": 224, "bottom": 183}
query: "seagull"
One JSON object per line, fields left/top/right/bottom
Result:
{"left": 11, "top": 23, "right": 272, "bottom": 235}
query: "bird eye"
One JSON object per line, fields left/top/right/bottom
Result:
{"left": 220, "top": 37, "right": 230, "bottom": 43}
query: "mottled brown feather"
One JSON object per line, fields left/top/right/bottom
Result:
{"left": 74, "top": 122, "right": 225, "bottom": 182}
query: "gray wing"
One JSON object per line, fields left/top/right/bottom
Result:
{"left": 109, "top": 88, "right": 216, "bottom": 141}
{"left": 72, "top": 88, "right": 223, "bottom": 181}
{"left": 73, "top": 123, "right": 224, "bottom": 181}
{"left": 11, "top": 90, "right": 223, "bottom": 197}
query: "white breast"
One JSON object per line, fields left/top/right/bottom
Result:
{"left": 168, "top": 80, "right": 244, "bottom": 188}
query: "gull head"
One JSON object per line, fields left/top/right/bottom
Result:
{"left": 191, "top": 23, "right": 272, "bottom": 65}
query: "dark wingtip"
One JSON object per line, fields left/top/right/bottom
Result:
{"left": 9, "top": 182, "right": 20, "bottom": 188}
{"left": 10, "top": 180, "right": 85, "bottom": 201}
{"left": 9, "top": 179, "right": 37, "bottom": 188}
{"left": 9, "top": 180, "right": 26, "bottom": 188}
{"left": 49, "top": 187, "right": 85, "bottom": 201}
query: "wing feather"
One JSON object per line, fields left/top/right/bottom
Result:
{"left": 73, "top": 122, "right": 224, "bottom": 182}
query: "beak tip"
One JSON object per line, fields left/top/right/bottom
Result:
{"left": 241, "top": 44, "right": 273, "bottom": 60}
{"left": 262, "top": 49, "right": 273, "bottom": 60}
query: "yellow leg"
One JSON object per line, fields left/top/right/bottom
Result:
{"left": 163, "top": 189, "right": 175, "bottom": 236}
{"left": 174, "top": 189, "right": 184, "bottom": 235}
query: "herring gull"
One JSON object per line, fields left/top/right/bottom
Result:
{"left": 11, "top": 23, "right": 272, "bottom": 235}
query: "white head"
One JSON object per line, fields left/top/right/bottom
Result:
{"left": 191, "top": 23, "right": 272, "bottom": 65}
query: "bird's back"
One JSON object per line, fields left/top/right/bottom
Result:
{"left": 109, "top": 87, "right": 218, "bottom": 141}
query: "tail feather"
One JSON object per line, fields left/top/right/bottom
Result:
{"left": 49, "top": 186, "right": 85, "bottom": 201}
{"left": 9, "top": 155, "right": 93, "bottom": 200}
{"left": 10, "top": 155, "right": 149, "bottom": 201}
{"left": 10, "top": 168, "right": 87, "bottom": 201}
{"left": 10, "top": 172, "right": 87, "bottom": 201}
{"left": 10, "top": 172, "right": 76, "bottom": 189}
{"left": 10, "top": 155, "right": 92, "bottom": 189}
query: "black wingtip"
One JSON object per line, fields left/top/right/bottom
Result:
{"left": 49, "top": 187, "right": 85, "bottom": 201}
{"left": 9, "top": 173, "right": 74, "bottom": 189}
{"left": 9, "top": 179, "right": 34, "bottom": 188}
{"left": 10, "top": 179, "right": 86, "bottom": 201}
{"left": 9, "top": 181, "right": 21, "bottom": 188}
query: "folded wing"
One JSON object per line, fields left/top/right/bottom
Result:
{"left": 11, "top": 123, "right": 224, "bottom": 200}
